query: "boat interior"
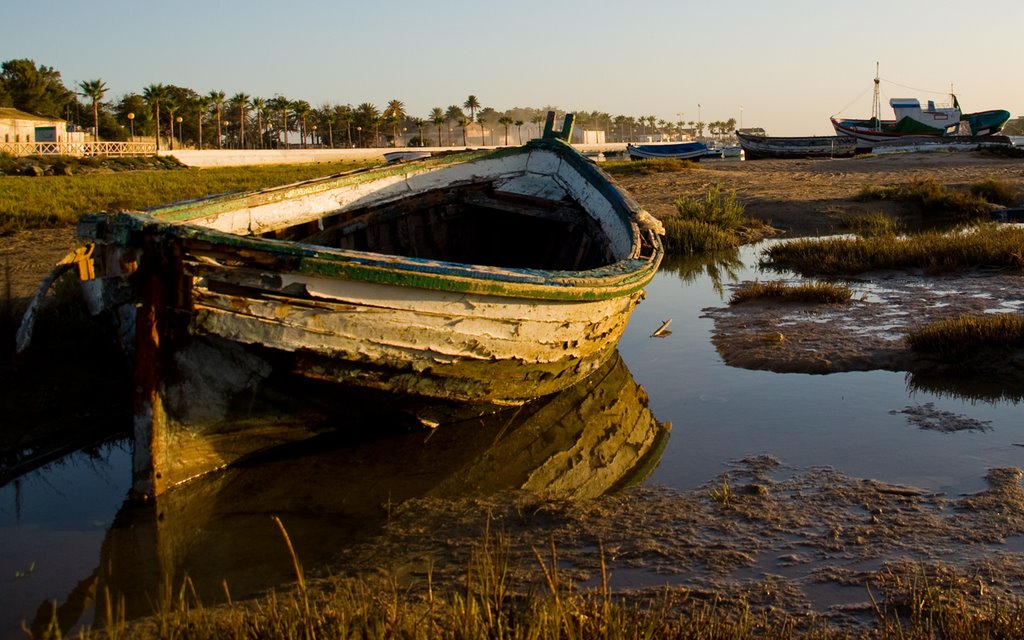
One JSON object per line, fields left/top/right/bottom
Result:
{"left": 262, "top": 181, "right": 620, "bottom": 271}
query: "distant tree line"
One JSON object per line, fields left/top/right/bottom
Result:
{"left": 1, "top": 58, "right": 728, "bottom": 150}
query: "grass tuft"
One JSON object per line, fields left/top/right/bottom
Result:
{"left": 674, "top": 183, "right": 746, "bottom": 230}
{"left": 729, "top": 281, "right": 852, "bottom": 305}
{"left": 839, "top": 212, "right": 899, "bottom": 237}
{"left": 660, "top": 183, "right": 751, "bottom": 255}
{"left": 970, "top": 178, "right": 1018, "bottom": 206}
{"left": 661, "top": 219, "right": 740, "bottom": 254}
{"left": 906, "top": 313, "right": 1024, "bottom": 363}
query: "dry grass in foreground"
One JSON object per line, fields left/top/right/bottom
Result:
{"left": 38, "top": 541, "right": 1024, "bottom": 640}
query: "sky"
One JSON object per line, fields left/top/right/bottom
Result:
{"left": 4, "top": 0, "right": 1022, "bottom": 136}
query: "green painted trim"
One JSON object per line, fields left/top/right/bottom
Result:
{"left": 81, "top": 137, "right": 664, "bottom": 303}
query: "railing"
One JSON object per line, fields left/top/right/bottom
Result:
{"left": 0, "top": 141, "right": 158, "bottom": 157}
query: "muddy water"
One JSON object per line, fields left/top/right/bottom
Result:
{"left": 2, "top": 242, "right": 1022, "bottom": 637}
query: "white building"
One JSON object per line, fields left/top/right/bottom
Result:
{"left": 0, "top": 107, "right": 74, "bottom": 144}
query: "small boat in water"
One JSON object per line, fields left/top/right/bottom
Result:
{"left": 59, "top": 112, "right": 664, "bottom": 496}
{"left": 736, "top": 131, "right": 857, "bottom": 159}
{"left": 626, "top": 140, "right": 709, "bottom": 161}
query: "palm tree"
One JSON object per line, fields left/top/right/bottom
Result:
{"left": 78, "top": 79, "right": 107, "bottom": 145}
{"left": 314, "top": 105, "right": 334, "bottom": 147}
{"left": 231, "top": 92, "right": 250, "bottom": 149}
{"left": 498, "top": 116, "right": 514, "bottom": 145}
{"left": 354, "top": 102, "right": 379, "bottom": 147}
{"left": 476, "top": 112, "right": 488, "bottom": 146}
{"left": 192, "top": 95, "right": 211, "bottom": 149}
{"left": 334, "top": 104, "right": 354, "bottom": 147}
{"left": 384, "top": 99, "right": 406, "bottom": 146}
{"left": 429, "top": 107, "right": 445, "bottom": 146}
{"left": 514, "top": 119, "right": 524, "bottom": 144}
{"left": 445, "top": 106, "right": 464, "bottom": 146}
{"left": 477, "top": 107, "right": 498, "bottom": 145}
{"left": 143, "top": 83, "right": 166, "bottom": 151}
{"left": 208, "top": 90, "right": 226, "bottom": 149}
{"left": 164, "top": 98, "right": 178, "bottom": 150}
{"left": 267, "top": 95, "right": 290, "bottom": 147}
{"left": 292, "top": 100, "right": 312, "bottom": 148}
{"left": 410, "top": 118, "right": 425, "bottom": 146}
{"left": 250, "top": 97, "right": 267, "bottom": 148}
{"left": 530, "top": 113, "right": 545, "bottom": 140}
{"left": 463, "top": 95, "right": 481, "bottom": 143}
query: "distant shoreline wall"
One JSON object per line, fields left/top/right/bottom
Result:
{"left": 162, "top": 144, "right": 629, "bottom": 167}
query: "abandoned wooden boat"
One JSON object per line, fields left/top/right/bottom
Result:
{"left": 626, "top": 141, "right": 708, "bottom": 161}
{"left": 736, "top": 131, "right": 857, "bottom": 159}
{"left": 69, "top": 113, "right": 664, "bottom": 496}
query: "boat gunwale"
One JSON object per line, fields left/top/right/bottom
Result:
{"left": 81, "top": 138, "right": 664, "bottom": 302}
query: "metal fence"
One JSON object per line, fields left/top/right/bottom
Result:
{"left": 0, "top": 140, "right": 158, "bottom": 157}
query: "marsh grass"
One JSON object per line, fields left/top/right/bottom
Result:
{"left": 708, "top": 475, "right": 735, "bottom": 506}
{"left": 970, "top": 178, "right": 1018, "bottom": 206}
{"left": 856, "top": 177, "right": 1004, "bottom": 220}
{"left": 60, "top": 534, "right": 1024, "bottom": 640}
{"left": 675, "top": 183, "right": 745, "bottom": 230}
{"left": 602, "top": 158, "right": 697, "bottom": 176}
{"left": 906, "top": 313, "right": 1024, "bottom": 362}
{"left": 729, "top": 281, "right": 853, "bottom": 305}
{"left": 662, "top": 218, "right": 740, "bottom": 254}
{"left": 870, "top": 566, "right": 1024, "bottom": 639}
{"left": 0, "top": 161, "right": 372, "bottom": 234}
{"left": 659, "top": 183, "right": 756, "bottom": 255}
{"left": 761, "top": 223, "right": 1024, "bottom": 276}
{"left": 839, "top": 212, "right": 899, "bottom": 237}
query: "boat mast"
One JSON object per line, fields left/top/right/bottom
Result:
{"left": 871, "top": 62, "right": 881, "bottom": 131}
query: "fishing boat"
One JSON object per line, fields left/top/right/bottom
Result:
{"left": 736, "top": 131, "right": 857, "bottom": 159}
{"left": 49, "top": 112, "right": 664, "bottom": 496}
{"left": 830, "top": 65, "right": 1010, "bottom": 147}
{"left": 626, "top": 140, "right": 708, "bottom": 160}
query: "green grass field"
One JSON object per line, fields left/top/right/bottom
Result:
{"left": 0, "top": 160, "right": 373, "bottom": 235}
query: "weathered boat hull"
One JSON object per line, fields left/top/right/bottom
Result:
{"left": 736, "top": 132, "right": 857, "bottom": 159}
{"left": 75, "top": 114, "right": 665, "bottom": 496}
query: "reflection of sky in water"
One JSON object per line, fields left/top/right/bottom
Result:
{"left": 620, "top": 243, "right": 1023, "bottom": 499}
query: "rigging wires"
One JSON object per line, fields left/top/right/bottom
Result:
{"left": 832, "top": 77, "right": 955, "bottom": 117}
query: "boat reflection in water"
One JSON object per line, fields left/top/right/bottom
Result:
{"left": 40, "top": 350, "right": 668, "bottom": 632}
